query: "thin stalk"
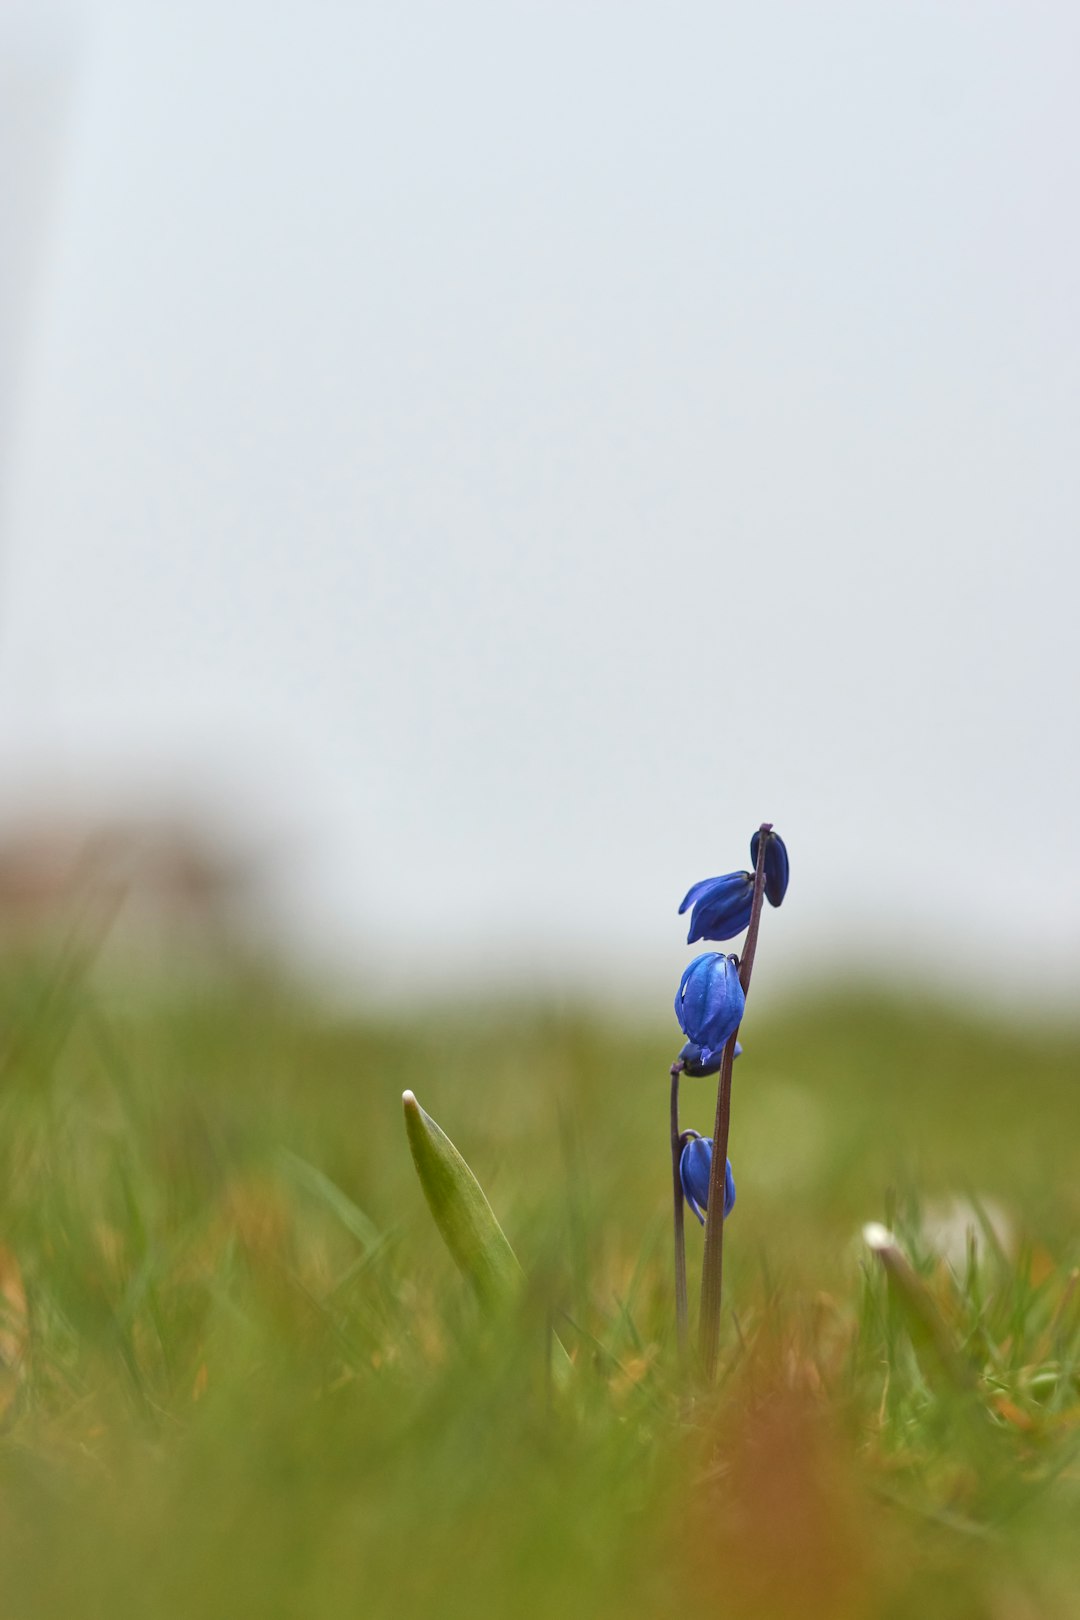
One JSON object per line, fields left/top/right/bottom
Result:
{"left": 737, "top": 820, "right": 773, "bottom": 995}
{"left": 697, "top": 1033, "right": 736, "bottom": 1379}
{"left": 670, "top": 1060, "right": 688, "bottom": 1357}
{"left": 697, "top": 823, "right": 772, "bottom": 1380}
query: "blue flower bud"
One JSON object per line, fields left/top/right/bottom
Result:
{"left": 674, "top": 952, "right": 745, "bottom": 1069}
{"left": 678, "top": 1039, "right": 742, "bottom": 1077}
{"left": 678, "top": 871, "right": 754, "bottom": 944}
{"left": 679, "top": 1134, "right": 736, "bottom": 1225}
{"left": 749, "top": 827, "right": 790, "bottom": 908}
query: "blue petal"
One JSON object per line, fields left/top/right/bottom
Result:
{"left": 750, "top": 828, "right": 790, "bottom": 908}
{"left": 679, "top": 1135, "right": 737, "bottom": 1223}
{"left": 687, "top": 894, "right": 753, "bottom": 945}
{"left": 679, "top": 1136, "right": 711, "bottom": 1224}
{"left": 680, "top": 872, "right": 754, "bottom": 943}
{"left": 678, "top": 1040, "right": 723, "bottom": 1077}
{"left": 675, "top": 953, "right": 745, "bottom": 1052}
{"left": 674, "top": 953, "right": 721, "bottom": 1037}
{"left": 698, "top": 958, "right": 745, "bottom": 1049}
{"left": 678, "top": 876, "right": 724, "bottom": 916}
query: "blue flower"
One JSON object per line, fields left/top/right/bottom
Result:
{"left": 679, "top": 1133, "right": 736, "bottom": 1225}
{"left": 674, "top": 953, "right": 745, "bottom": 1068}
{"left": 678, "top": 871, "right": 754, "bottom": 944}
{"left": 750, "top": 826, "right": 790, "bottom": 908}
{"left": 678, "top": 1039, "right": 742, "bottom": 1077}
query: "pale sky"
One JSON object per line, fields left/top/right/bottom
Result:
{"left": 2, "top": 1, "right": 1078, "bottom": 1004}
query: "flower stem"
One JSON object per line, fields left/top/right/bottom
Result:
{"left": 697, "top": 822, "right": 771, "bottom": 1380}
{"left": 670, "top": 1059, "right": 688, "bottom": 1357}
{"left": 737, "top": 820, "right": 772, "bottom": 996}
{"left": 697, "top": 1033, "right": 735, "bottom": 1379}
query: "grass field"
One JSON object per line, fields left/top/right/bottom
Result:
{"left": 0, "top": 953, "right": 1078, "bottom": 1618}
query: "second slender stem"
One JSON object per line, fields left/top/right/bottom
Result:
{"left": 671, "top": 1060, "right": 688, "bottom": 1356}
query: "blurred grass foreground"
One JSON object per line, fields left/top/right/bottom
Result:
{"left": 0, "top": 844, "right": 1078, "bottom": 1616}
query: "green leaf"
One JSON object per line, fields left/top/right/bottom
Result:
{"left": 277, "top": 1149, "right": 383, "bottom": 1252}
{"left": 402, "top": 1090, "right": 524, "bottom": 1314}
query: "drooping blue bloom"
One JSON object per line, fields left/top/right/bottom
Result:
{"left": 679, "top": 1133, "right": 736, "bottom": 1225}
{"left": 749, "top": 826, "right": 790, "bottom": 908}
{"left": 678, "top": 871, "right": 754, "bottom": 944}
{"left": 678, "top": 1039, "right": 742, "bottom": 1077}
{"left": 674, "top": 953, "right": 745, "bottom": 1069}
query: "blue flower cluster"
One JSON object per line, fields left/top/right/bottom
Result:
{"left": 673, "top": 826, "right": 788, "bottom": 1228}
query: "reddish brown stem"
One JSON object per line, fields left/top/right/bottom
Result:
{"left": 697, "top": 823, "right": 771, "bottom": 1380}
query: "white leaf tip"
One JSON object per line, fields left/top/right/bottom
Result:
{"left": 862, "top": 1221, "right": 896, "bottom": 1252}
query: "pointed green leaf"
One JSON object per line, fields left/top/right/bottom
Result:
{"left": 403, "top": 1090, "right": 524, "bottom": 1313}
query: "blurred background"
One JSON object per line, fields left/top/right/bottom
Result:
{"left": 4, "top": 15, "right": 1080, "bottom": 1614}
{"left": 2, "top": 0, "right": 1078, "bottom": 1009}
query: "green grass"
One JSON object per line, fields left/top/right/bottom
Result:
{"left": 0, "top": 954, "right": 1078, "bottom": 1618}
